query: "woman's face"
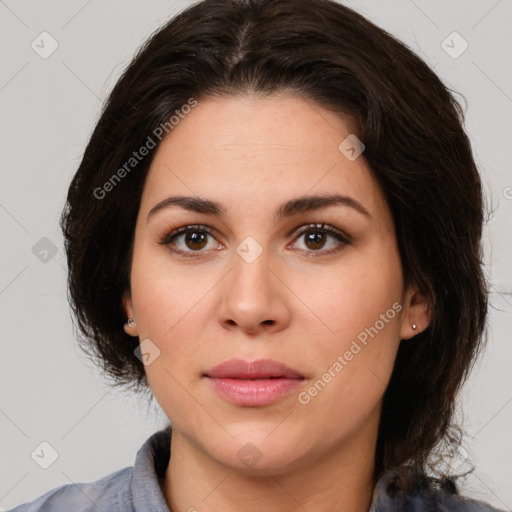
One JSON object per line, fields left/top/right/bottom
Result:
{"left": 123, "top": 94, "right": 428, "bottom": 474}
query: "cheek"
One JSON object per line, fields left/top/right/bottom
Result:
{"left": 293, "top": 241, "right": 403, "bottom": 403}
{"left": 129, "top": 244, "right": 211, "bottom": 337}
{"left": 129, "top": 248, "right": 221, "bottom": 386}
{"left": 296, "top": 240, "right": 403, "bottom": 342}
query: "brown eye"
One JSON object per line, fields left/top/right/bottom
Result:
{"left": 184, "top": 231, "right": 208, "bottom": 250}
{"left": 303, "top": 231, "right": 328, "bottom": 250}
{"left": 291, "top": 223, "right": 351, "bottom": 258}
{"left": 159, "top": 224, "right": 223, "bottom": 258}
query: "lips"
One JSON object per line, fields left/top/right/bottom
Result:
{"left": 204, "top": 358, "right": 304, "bottom": 379}
{"left": 204, "top": 359, "right": 305, "bottom": 407}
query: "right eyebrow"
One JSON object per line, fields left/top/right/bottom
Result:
{"left": 147, "top": 196, "right": 226, "bottom": 221}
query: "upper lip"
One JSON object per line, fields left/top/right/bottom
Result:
{"left": 204, "top": 359, "right": 304, "bottom": 379}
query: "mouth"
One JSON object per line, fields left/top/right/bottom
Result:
{"left": 204, "top": 358, "right": 304, "bottom": 379}
{"left": 203, "top": 359, "right": 305, "bottom": 407}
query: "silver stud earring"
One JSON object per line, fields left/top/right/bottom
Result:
{"left": 127, "top": 318, "right": 135, "bottom": 328}
{"left": 412, "top": 323, "right": 417, "bottom": 330}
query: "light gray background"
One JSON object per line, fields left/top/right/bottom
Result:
{"left": 1, "top": 0, "right": 511, "bottom": 510}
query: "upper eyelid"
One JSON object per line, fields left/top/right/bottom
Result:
{"left": 159, "top": 224, "right": 220, "bottom": 247}
{"left": 293, "top": 223, "right": 349, "bottom": 239}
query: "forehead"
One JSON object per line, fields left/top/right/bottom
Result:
{"left": 139, "top": 94, "right": 389, "bottom": 225}
{"left": 153, "top": 94, "right": 357, "bottom": 166}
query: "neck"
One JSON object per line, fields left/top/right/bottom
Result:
{"left": 162, "top": 419, "right": 378, "bottom": 512}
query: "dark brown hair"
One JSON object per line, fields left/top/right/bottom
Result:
{"left": 60, "top": 0, "right": 488, "bottom": 498}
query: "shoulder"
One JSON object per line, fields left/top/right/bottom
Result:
{"left": 371, "top": 472, "right": 507, "bottom": 512}
{"left": 6, "top": 427, "right": 172, "bottom": 512}
{"left": 407, "top": 485, "right": 506, "bottom": 512}
{"left": 6, "top": 466, "right": 133, "bottom": 512}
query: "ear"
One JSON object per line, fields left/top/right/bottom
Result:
{"left": 399, "top": 281, "right": 431, "bottom": 340}
{"left": 122, "top": 290, "right": 139, "bottom": 337}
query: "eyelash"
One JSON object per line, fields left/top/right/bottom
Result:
{"left": 158, "top": 223, "right": 351, "bottom": 259}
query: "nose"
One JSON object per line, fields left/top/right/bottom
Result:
{"left": 216, "top": 247, "right": 291, "bottom": 336}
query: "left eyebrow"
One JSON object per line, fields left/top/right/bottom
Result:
{"left": 276, "top": 193, "right": 371, "bottom": 220}
{"left": 146, "top": 193, "right": 372, "bottom": 222}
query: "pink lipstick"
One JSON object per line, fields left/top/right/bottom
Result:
{"left": 204, "top": 358, "right": 304, "bottom": 407}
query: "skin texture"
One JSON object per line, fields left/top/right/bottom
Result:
{"left": 122, "top": 94, "right": 430, "bottom": 512}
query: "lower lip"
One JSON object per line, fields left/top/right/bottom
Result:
{"left": 206, "top": 377, "right": 303, "bottom": 406}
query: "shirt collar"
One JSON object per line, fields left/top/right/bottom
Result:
{"left": 128, "top": 426, "right": 172, "bottom": 511}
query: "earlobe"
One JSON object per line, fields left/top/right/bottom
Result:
{"left": 400, "top": 283, "right": 431, "bottom": 340}
{"left": 123, "top": 317, "right": 138, "bottom": 336}
{"left": 122, "top": 291, "right": 139, "bottom": 337}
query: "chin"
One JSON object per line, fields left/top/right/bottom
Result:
{"left": 203, "top": 432, "right": 311, "bottom": 476}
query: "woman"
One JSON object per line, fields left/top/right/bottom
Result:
{"left": 8, "top": 0, "right": 505, "bottom": 511}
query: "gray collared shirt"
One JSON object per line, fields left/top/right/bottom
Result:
{"left": 6, "top": 427, "right": 506, "bottom": 512}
